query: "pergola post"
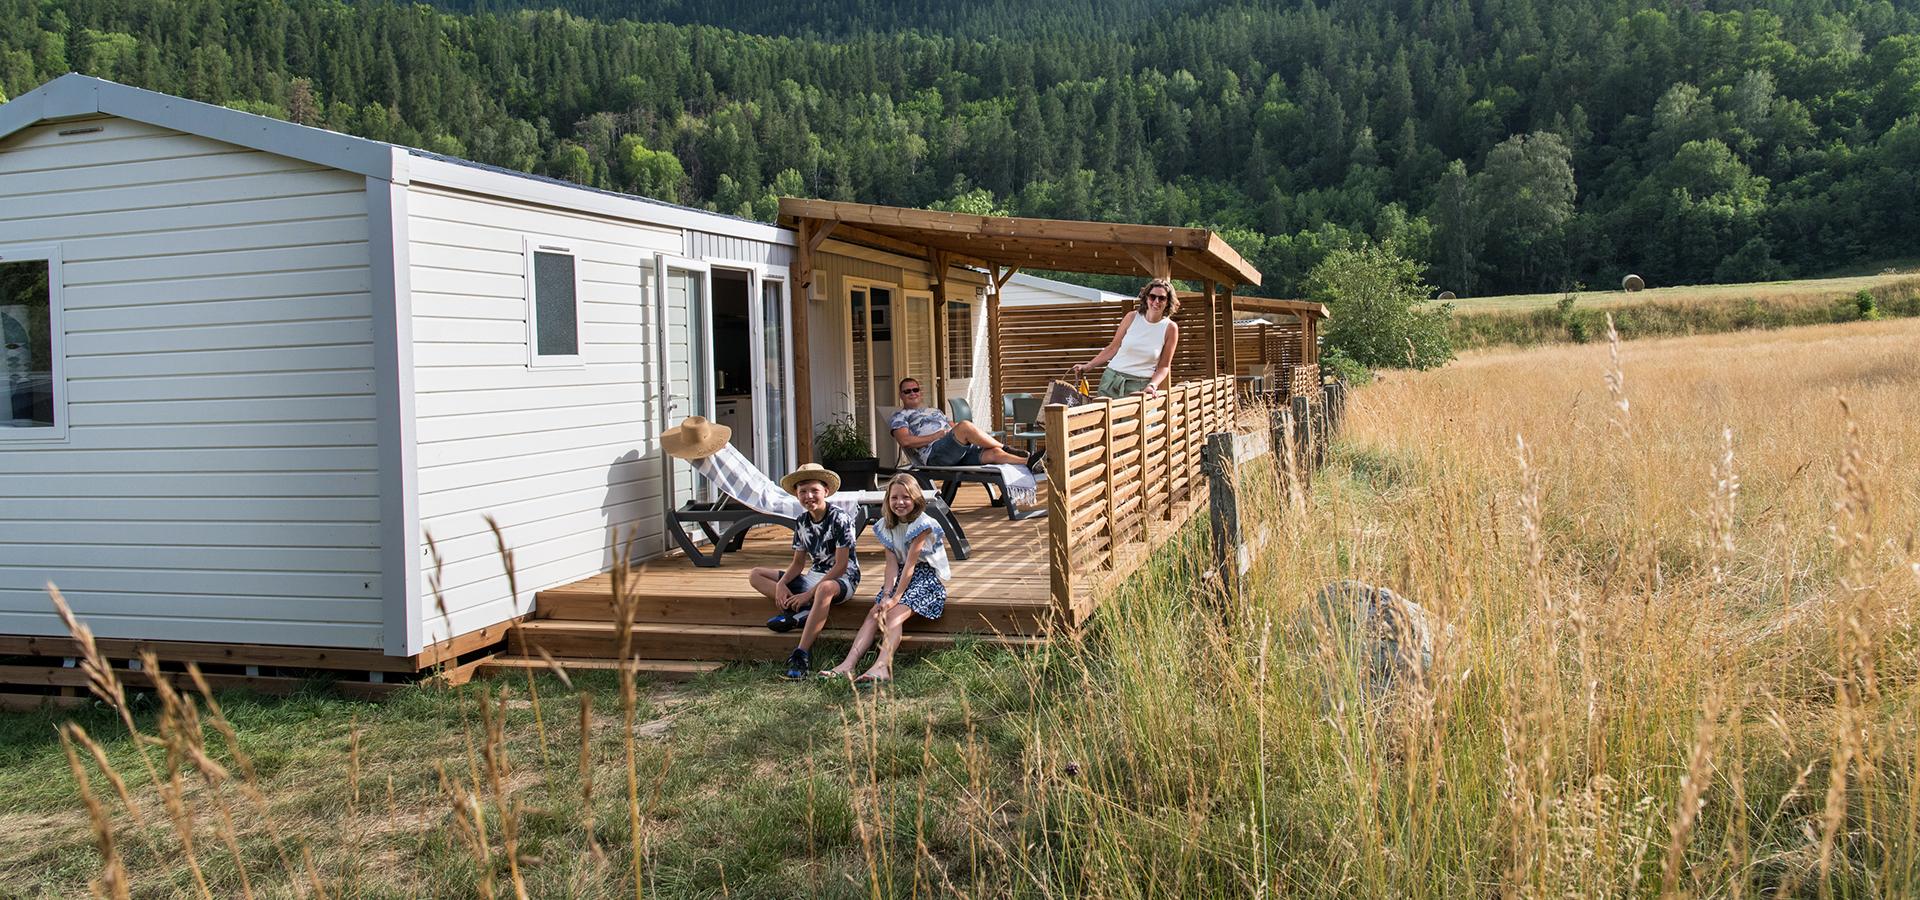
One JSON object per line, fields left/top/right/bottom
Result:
{"left": 790, "top": 219, "right": 815, "bottom": 462}
{"left": 1201, "top": 281, "right": 1219, "bottom": 378}
{"left": 1221, "top": 284, "right": 1237, "bottom": 377}
{"left": 930, "top": 249, "right": 949, "bottom": 410}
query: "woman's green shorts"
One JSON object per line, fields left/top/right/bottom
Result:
{"left": 1097, "top": 368, "right": 1152, "bottom": 398}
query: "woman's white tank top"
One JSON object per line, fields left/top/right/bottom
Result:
{"left": 1109, "top": 313, "right": 1172, "bottom": 377}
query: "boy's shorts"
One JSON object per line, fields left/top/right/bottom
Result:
{"left": 925, "top": 433, "right": 985, "bottom": 466}
{"left": 786, "top": 571, "right": 856, "bottom": 605}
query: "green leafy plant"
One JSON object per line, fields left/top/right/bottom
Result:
{"left": 1320, "top": 347, "right": 1373, "bottom": 386}
{"left": 1853, "top": 289, "right": 1882, "bottom": 321}
{"left": 1312, "top": 242, "right": 1454, "bottom": 370}
{"left": 814, "top": 410, "right": 871, "bottom": 461}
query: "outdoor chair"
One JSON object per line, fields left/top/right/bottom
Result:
{"left": 667, "top": 446, "right": 972, "bottom": 567}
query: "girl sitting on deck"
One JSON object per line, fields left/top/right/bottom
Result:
{"left": 822, "top": 473, "right": 950, "bottom": 684}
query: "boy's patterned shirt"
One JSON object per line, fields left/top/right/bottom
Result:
{"left": 792, "top": 506, "right": 861, "bottom": 580}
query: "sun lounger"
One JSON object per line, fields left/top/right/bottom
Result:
{"left": 667, "top": 446, "right": 972, "bottom": 567}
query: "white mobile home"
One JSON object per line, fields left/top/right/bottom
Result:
{"left": 0, "top": 75, "right": 832, "bottom": 663}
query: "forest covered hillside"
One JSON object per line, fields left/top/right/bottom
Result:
{"left": 2, "top": 0, "right": 1917, "bottom": 296}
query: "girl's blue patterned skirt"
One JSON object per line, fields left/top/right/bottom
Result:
{"left": 879, "top": 564, "right": 946, "bottom": 619}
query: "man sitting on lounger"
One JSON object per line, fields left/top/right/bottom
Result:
{"left": 889, "top": 377, "right": 1036, "bottom": 468}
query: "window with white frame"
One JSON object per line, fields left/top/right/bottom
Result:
{"left": 946, "top": 300, "right": 974, "bottom": 379}
{"left": 525, "top": 237, "right": 584, "bottom": 366}
{"left": 1, "top": 245, "right": 64, "bottom": 439}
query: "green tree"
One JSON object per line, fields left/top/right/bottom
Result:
{"left": 1310, "top": 243, "right": 1453, "bottom": 371}
{"left": 1473, "top": 132, "right": 1577, "bottom": 291}
{"left": 615, "top": 134, "right": 688, "bottom": 202}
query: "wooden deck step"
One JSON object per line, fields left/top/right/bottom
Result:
{"left": 508, "top": 621, "right": 1049, "bottom": 662}
{"left": 533, "top": 584, "right": 1052, "bottom": 635}
{"left": 474, "top": 656, "right": 721, "bottom": 681}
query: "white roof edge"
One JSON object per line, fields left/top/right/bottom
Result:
{"left": 0, "top": 74, "right": 796, "bottom": 247}
{"left": 1, "top": 74, "right": 399, "bottom": 180}
{"left": 405, "top": 155, "right": 793, "bottom": 245}
{"left": 1007, "top": 271, "right": 1129, "bottom": 303}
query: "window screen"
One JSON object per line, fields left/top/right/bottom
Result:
{"left": 1, "top": 259, "right": 54, "bottom": 429}
{"left": 532, "top": 250, "right": 578, "bottom": 358}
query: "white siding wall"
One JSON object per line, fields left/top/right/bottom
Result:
{"left": 0, "top": 116, "right": 384, "bottom": 648}
{"left": 406, "top": 183, "right": 681, "bottom": 644}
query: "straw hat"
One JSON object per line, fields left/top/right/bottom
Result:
{"left": 661, "top": 415, "right": 732, "bottom": 460}
{"left": 778, "top": 463, "right": 841, "bottom": 496}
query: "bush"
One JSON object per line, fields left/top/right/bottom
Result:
{"left": 1853, "top": 289, "right": 1882, "bottom": 321}
{"left": 1320, "top": 347, "right": 1373, "bottom": 386}
{"left": 1311, "top": 243, "right": 1454, "bottom": 370}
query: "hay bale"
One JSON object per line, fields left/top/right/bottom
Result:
{"left": 1436, "top": 290, "right": 1456, "bottom": 301}
{"left": 1622, "top": 274, "right": 1645, "bottom": 292}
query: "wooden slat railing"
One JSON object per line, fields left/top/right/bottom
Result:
{"left": 1044, "top": 376, "right": 1237, "bottom": 624}
{"left": 1287, "top": 363, "right": 1321, "bottom": 398}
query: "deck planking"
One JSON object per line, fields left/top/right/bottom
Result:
{"left": 520, "top": 491, "right": 1067, "bottom": 660}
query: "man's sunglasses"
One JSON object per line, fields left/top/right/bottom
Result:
{"left": 900, "top": 387, "right": 922, "bottom": 395}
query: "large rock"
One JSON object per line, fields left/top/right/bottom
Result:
{"left": 1304, "top": 581, "right": 1434, "bottom": 698}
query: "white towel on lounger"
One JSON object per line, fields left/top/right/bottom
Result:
{"left": 994, "top": 465, "right": 1038, "bottom": 507}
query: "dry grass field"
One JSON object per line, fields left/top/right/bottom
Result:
{"left": 3, "top": 319, "right": 1916, "bottom": 897}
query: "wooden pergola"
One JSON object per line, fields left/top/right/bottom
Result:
{"left": 1222, "top": 296, "right": 1328, "bottom": 376}
{"left": 778, "top": 199, "right": 1261, "bottom": 459}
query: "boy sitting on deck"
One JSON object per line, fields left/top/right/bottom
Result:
{"left": 748, "top": 464, "right": 861, "bottom": 680}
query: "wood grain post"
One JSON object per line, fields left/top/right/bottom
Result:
{"left": 930, "top": 248, "right": 948, "bottom": 410}
{"left": 1045, "top": 402, "right": 1074, "bottom": 622}
{"left": 1100, "top": 399, "right": 1117, "bottom": 565}
{"left": 790, "top": 219, "right": 815, "bottom": 462}
{"left": 1220, "top": 287, "right": 1237, "bottom": 378}
{"left": 1202, "top": 282, "right": 1218, "bottom": 379}
{"left": 989, "top": 267, "right": 1005, "bottom": 432}
{"left": 1204, "top": 431, "right": 1239, "bottom": 601}
{"left": 1290, "top": 393, "right": 1314, "bottom": 490}
{"left": 1312, "top": 387, "right": 1330, "bottom": 468}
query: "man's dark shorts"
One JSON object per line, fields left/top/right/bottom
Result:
{"left": 924, "top": 433, "right": 984, "bottom": 466}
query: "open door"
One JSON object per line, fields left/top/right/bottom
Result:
{"left": 753, "top": 275, "right": 795, "bottom": 478}
{"left": 657, "top": 255, "right": 713, "bottom": 514}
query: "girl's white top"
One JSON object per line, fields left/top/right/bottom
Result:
{"left": 1109, "top": 312, "right": 1172, "bottom": 378}
{"left": 871, "top": 512, "right": 951, "bottom": 582}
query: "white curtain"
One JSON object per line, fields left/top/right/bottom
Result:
{"left": 965, "top": 290, "right": 993, "bottom": 420}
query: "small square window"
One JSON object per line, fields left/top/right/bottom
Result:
{"left": 1, "top": 245, "right": 65, "bottom": 440}
{"left": 526, "top": 238, "right": 583, "bottom": 367}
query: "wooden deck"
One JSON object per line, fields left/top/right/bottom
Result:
{"left": 505, "top": 490, "right": 1064, "bottom": 663}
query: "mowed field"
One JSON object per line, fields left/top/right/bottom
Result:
{"left": 1446, "top": 267, "right": 1920, "bottom": 313}
{"left": 1, "top": 320, "right": 1916, "bottom": 897}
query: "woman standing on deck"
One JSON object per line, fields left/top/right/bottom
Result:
{"left": 1069, "top": 278, "right": 1181, "bottom": 399}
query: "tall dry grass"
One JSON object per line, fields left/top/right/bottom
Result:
{"left": 30, "top": 318, "right": 1918, "bottom": 897}
{"left": 908, "top": 317, "right": 1919, "bottom": 896}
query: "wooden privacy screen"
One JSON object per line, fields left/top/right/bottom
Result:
{"left": 999, "top": 301, "right": 1221, "bottom": 399}
{"left": 1043, "top": 376, "right": 1237, "bottom": 624}
{"left": 1232, "top": 321, "right": 1305, "bottom": 374}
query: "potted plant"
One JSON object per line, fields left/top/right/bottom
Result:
{"left": 814, "top": 410, "right": 878, "bottom": 491}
